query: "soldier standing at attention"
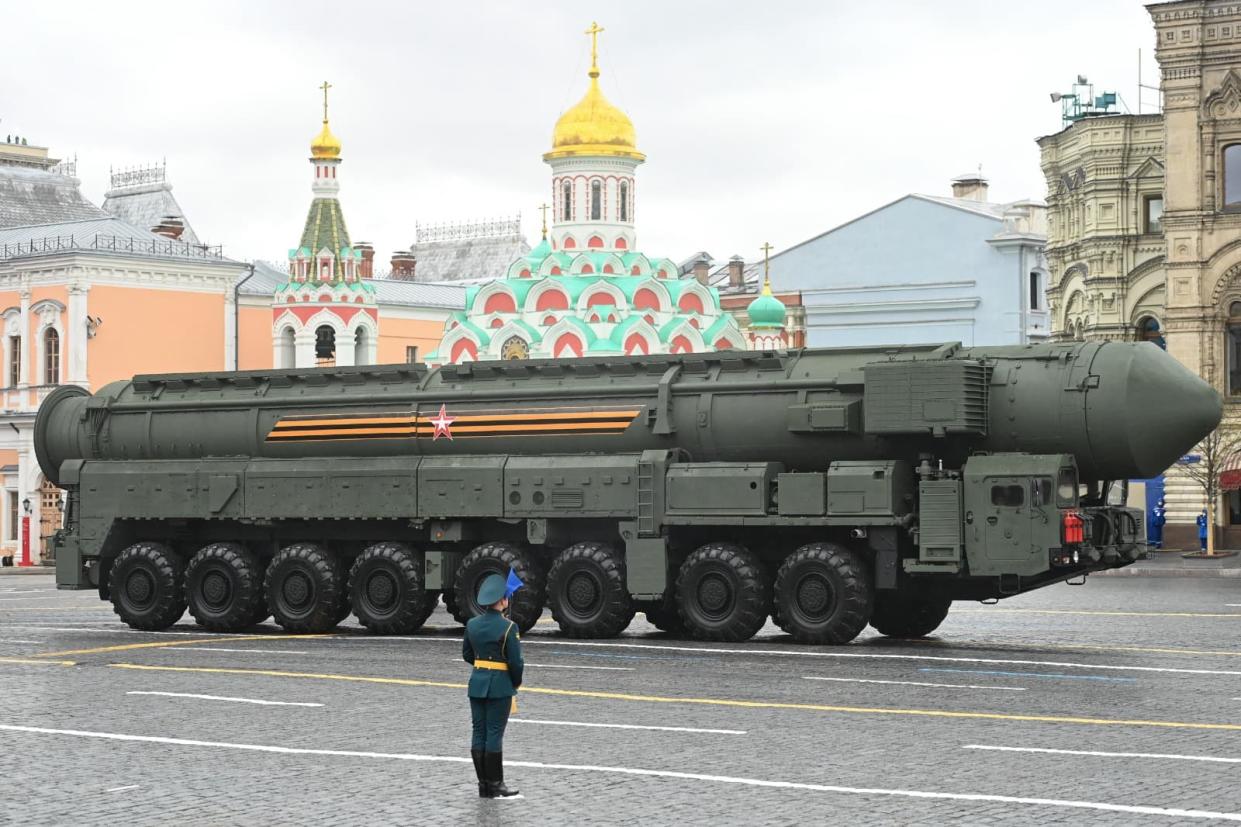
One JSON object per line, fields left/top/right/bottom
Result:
{"left": 463, "top": 573, "right": 524, "bottom": 799}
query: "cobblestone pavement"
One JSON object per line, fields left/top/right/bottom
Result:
{"left": 3, "top": 575, "right": 1241, "bottom": 825}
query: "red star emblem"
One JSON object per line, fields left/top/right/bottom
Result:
{"left": 430, "top": 403, "right": 455, "bottom": 441}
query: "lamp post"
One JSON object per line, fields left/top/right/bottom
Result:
{"left": 17, "top": 496, "right": 31, "bottom": 567}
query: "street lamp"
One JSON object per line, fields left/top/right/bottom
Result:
{"left": 22, "top": 497, "right": 30, "bottom": 515}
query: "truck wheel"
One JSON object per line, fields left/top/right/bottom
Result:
{"left": 184, "top": 543, "right": 266, "bottom": 632}
{"left": 451, "top": 542, "right": 546, "bottom": 633}
{"left": 413, "top": 591, "right": 440, "bottom": 628}
{"left": 108, "top": 542, "right": 187, "bottom": 631}
{"left": 643, "top": 599, "right": 685, "bottom": 636}
{"left": 348, "top": 542, "right": 430, "bottom": 635}
{"left": 675, "top": 542, "right": 770, "bottom": 642}
{"left": 774, "top": 542, "right": 872, "bottom": 644}
{"left": 869, "top": 593, "right": 951, "bottom": 638}
{"left": 264, "top": 543, "right": 345, "bottom": 633}
{"left": 548, "top": 542, "right": 634, "bottom": 638}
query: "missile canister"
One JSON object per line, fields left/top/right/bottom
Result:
{"left": 36, "top": 340, "right": 1220, "bottom": 485}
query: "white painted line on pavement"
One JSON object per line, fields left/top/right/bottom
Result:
{"left": 105, "top": 785, "right": 140, "bottom": 793}
{"left": 0, "top": 594, "right": 94, "bottom": 602}
{"left": 964, "top": 744, "right": 1241, "bottom": 765}
{"left": 509, "top": 718, "right": 745, "bottom": 735}
{"left": 384, "top": 636, "right": 1241, "bottom": 678}
{"left": 1, "top": 724, "right": 1237, "bottom": 822}
{"left": 168, "top": 648, "right": 311, "bottom": 655}
{"left": 803, "top": 676, "right": 1027, "bottom": 692}
{"left": 513, "top": 663, "right": 635, "bottom": 672}
{"left": 0, "top": 639, "right": 43, "bottom": 644}
{"left": 125, "top": 691, "right": 323, "bottom": 707}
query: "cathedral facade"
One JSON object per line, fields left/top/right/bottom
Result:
{"left": 426, "top": 25, "right": 774, "bottom": 365}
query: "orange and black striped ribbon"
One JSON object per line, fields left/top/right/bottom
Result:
{"left": 266, "top": 406, "right": 640, "bottom": 442}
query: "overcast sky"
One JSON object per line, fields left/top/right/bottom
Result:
{"left": 3, "top": 1, "right": 1158, "bottom": 269}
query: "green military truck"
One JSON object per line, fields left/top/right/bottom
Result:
{"left": 35, "top": 340, "right": 1220, "bottom": 644}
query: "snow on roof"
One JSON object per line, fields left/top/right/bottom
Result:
{"left": 0, "top": 165, "right": 108, "bottom": 228}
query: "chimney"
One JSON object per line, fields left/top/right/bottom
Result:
{"left": 355, "top": 241, "right": 375, "bottom": 278}
{"left": 950, "top": 174, "right": 989, "bottom": 202}
{"left": 727, "top": 255, "right": 746, "bottom": 290}
{"left": 691, "top": 256, "right": 710, "bottom": 285}
{"left": 152, "top": 215, "right": 185, "bottom": 240}
{"left": 390, "top": 250, "right": 417, "bottom": 280}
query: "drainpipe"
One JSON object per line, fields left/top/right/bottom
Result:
{"left": 234, "top": 263, "right": 256, "bottom": 370}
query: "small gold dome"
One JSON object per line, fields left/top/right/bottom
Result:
{"left": 311, "top": 119, "right": 341, "bottom": 159}
{"left": 545, "top": 67, "right": 644, "bottom": 162}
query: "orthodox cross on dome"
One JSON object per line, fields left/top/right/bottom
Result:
{"left": 320, "top": 80, "right": 332, "bottom": 122}
{"left": 539, "top": 203, "right": 549, "bottom": 239}
{"left": 761, "top": 241, "right": 774, "bottom": 293}
{"left": 585, "top": 21, "right": 604, "bottom": 77}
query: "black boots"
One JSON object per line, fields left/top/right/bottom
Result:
{"left": 484, "top": 751, "right": 520, "bottom": 798}
{"left": 471, "top": 749, "right": 487, "bottom": 798}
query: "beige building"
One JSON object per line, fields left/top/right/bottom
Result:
{"left": 1040, "top": 0, "right": 1241, "bottom": 546}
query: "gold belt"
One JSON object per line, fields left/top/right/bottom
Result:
{"left": 474, "top": 659, "right": 508, "bottom": 671}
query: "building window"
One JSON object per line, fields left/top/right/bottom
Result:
{"left": 590, "top": 180, "right": 602, "bottom": 220}
{"left": 620, "top": 180, "right": 629, "bottom": 222}
{"left": 405, "top": 346, "right": 419, "bottom": 363}
{"left": 8, "top": 335, "right": 19, "bottom": 386}
{"left": 1226, "top": 145, "right": 1241, "bottom": 208}
{"left": 1029, "top": 271, "right": 1042, "bottom": 311}
{"left": 43, "top": 328, "right": 59, "bottom": 385}
{"left": 1136, "top": 316, "right": 1166, "bottom": 350}
{"left": 562, "top": 180, "right": 572, "bottom": 220}
{"left": 1144, "top": 196, "right": 1163, "bottom": 233}
{"left": 1229, "top": 303, "right": 1241, "bottom": 395}
{"left": 314, "top": 325, "right": 336, "bottom": 367}
{"left": 6, "top": 491, "right": 16, "bottom": 542}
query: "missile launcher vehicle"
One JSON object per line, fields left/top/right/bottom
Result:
{"left": 35, "top": 340, "right": 1221, "bottom": 643}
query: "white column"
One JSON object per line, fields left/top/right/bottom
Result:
{"left": 17, "top": 287, "right": 30, "bottom": 387}
{"left": 67, "top": 282, "right": 89, "bottom": 386}
{"left": 334, "top": 325, "right": 356, "bottom": 367}
{"left": 294, "top": 330, "right": 316, "bottom": 368}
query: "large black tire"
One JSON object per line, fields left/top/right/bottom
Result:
{"left": 774, "top": 542, "right": 872, "bottom": 644}
{"left": 184, "top": 543, "right": 266, "bottom": 632}
{"left": 108, "top": 542, "right": 187, "bottom": 631}
{"left": 869, "top": 592, "right": 952, "bottom": 638}
{"left": 450, "top": 542, "right": 546, "bottom": 633}
{"left": 413, "top": 591, "right": 441, "bottom": 628}
{"left": 264, "top": 543, "right": 345, "bottom": 633}
{"left": 643, "top": 596, "right": 685, "bottom": 636}
{"left": 548, "top": 542, "right": 635, "bottom": 638}
{"left": 348, "top": 542, "right": 431, "bottom": 635}
{"left": 674, "top": 542, "right": 770, "bottom": 642}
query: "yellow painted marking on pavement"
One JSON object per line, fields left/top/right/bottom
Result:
{"left": 956, "top": 608, "right": 1241, "bottom": 619}
{"left": 0, "top": 656, "right": 76, "bottom": 666}
{"left": 108, "top": 663, "right": 1241, "bottom": 733}
{"left": 36, "top": 635, "right": 334, "bottom": 658}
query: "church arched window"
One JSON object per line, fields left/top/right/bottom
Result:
{"left": 43, "top": 328, "right": 59, "bottom": 385}
{"left": 314, "top": 325, "right": 336, "bottom": 367}
{"left": 1228, "top": 302, "right": 1241, "bottom": 395}
{"left": 562, "top": 180, "right": 572, "bottom": 221}
{"left": 1136, "top": 316, "right": 1166, "bottom": 350}
{"left": 620, "top": 181, "right": 629, "bottom": 222}
{"left": 590, "top": 180, "right": 602, "bottom": 220}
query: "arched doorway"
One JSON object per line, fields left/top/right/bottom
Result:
{"left": 39, "top": 476, "right": 62, "bottom": 563}
{"left": 1135, "top": 316, "right": 1166, "bottom": 350}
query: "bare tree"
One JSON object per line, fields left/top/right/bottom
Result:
{"left": 1180, "top": 426, "right": 1241, "bottom": 556}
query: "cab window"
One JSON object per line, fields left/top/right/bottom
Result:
{"left": 991, "top": 485, "right": 1025, "bottom": 507}
{"left": 1034, "top": 478, "right": 1052, "bottom": 506}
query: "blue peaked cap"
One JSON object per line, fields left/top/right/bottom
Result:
{"left": 505, "top": 567, "right": 524, "bottom": 598}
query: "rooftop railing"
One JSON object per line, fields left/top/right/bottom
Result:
{"left": 0, "top": 233, "right": 224, "bottom": 261}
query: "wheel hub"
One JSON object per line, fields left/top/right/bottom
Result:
{"left": 566, "top": 571, "right": 599, "bottom": 613}
{"left": 282, "top": 571, "right": 313, "bottom": 609}
{"left": 795, "top": 573, "right": 834, "bottom": 620}
{"left": 366, "top": 571, "right": 397, "bottom": 610}
{"left": 201, "top": 570, "right": 231, "bottom": 608}
{"left": 697, "top": 573, "right": 733, "bottom": 618}
{"left": 125, "top": 570, "right": 154, "bottom": 606}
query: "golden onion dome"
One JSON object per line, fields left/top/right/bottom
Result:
{"left": 310, "top": 119, "right": 341, "bottom": 159}
{"left": 546, "top": 64, "right": 644, "bottom": 162}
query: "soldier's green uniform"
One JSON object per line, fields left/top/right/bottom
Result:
{"left": 463, "top": 573, "right": 523, "bottom": 798}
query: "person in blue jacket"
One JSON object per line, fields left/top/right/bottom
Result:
{"left": 1198, "top": 510, "right": 1209, "bottom": 551}
{"left": 463, "top": 573, "right": 524, "bottom": 799}
{"left": 1149, "top": 499, "right": 1166, "bottom": 549}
